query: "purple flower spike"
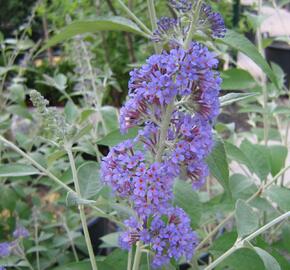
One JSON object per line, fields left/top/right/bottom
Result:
{"left": 200, "top": 3, "right": 226, "bottom": 38}
{"left": 0, "top": 242, "right": 11, "bottom": 258}
{"left": 13, "top": 226, "right": 30, "bottom": 239}
{"left": 120, "top": 207, "right": 198, "bottom": 268}
{"left": 120, "top": 42, "right": 221, "bottom": 133}
{"left": 169, "top": 0, "right": 193, "bottom": 13}
{"left": 152, "top": 17, "right": 179, "bottom": 43}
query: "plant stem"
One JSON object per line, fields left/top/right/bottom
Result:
{"left": 281, "top": 120, "right": 289, "bottom": 186}
{"left": 257, "top": 0, "right": 269, "bottom": 146}
{"left": 80, "top": 39, "right": 108, "bottom": 134}
{"left": 66, "top": 145, "right": 98, "bottom": 270}
{"left": 62, "top": 216, "right": 79, "bottom": 262}
{"left": 184, "top": 0, "right": 203, "bottom": 49}
{"left": 33, "top": 211, "right": 40, "bottom": 270}
{"left": 155, "top": 101, "right": 175, "bottom": 162}
{"left": 147, "top": 0, "right": 160, "bottom": 53}
{"left": 132, "top": 241, "right": 142, "bottom": 270}
{"left": 0, "top": 135, "right": 74, "bottom": 193}
{"left": 204, "top": 211, "right": 290, "bottom": 270}
{"left": 195, "top": 164, "right": 290, "bottom": 251}
{"left": 116, "top": 0, "right": 152, "bottom": 35}
{"left": 127, "top": 248, "right": 133, "bottom": 270}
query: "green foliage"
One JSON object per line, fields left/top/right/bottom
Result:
{"left": 221, "top": 68, "right": 257, "bottom": 90}
{"left": 207, "top": 138, "right": 230, "bottom": 196}
{"left": 218, "top": 30, "right": 278, "bottom": 87}
{"left": 173, "top": 180, "right": 201, "bottom": 228}
{"left": 77, "top": 161, "right": 102, "bottom": 199}
{"left": 235, "top": 199, "right": 259, "bottom": 238}
{"left": 40, "top": 17, "right": 147, "bottom": 53}
{"left": 0, "top": 164, "right": 40, "bottom": 177}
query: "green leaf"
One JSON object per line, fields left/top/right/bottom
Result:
{"left": 7, "top": 105, "right": 32, "bottom": 120}
{"left": 219, "top": 248, "right": 265, "bottom": 270}
{"left": 26, "top": 246, "right": 48, "bottom": 254}
{"left": 271, "top": 62, "right": 285, "bottom": 91}
{"left": 240, "top": 140, "right": 271, "bottom": 180}
{"left": 46, "top": 150, "right": 66, "bottom": 166}
{"left": 220, "top": 92, "right": 259, "bottom": 107}
{"left": 52, "top": 261, "right": 91, "bottom": 270}
{"left": 100, "top": 232, "right": 120, "bottom": 248}
{"left": 254, "top": 247, "right": 281, "bottom": 270}
{"left": 267, "top": 145, "right": 288, "bottom": 176}
{"left": 224, "top": 142, "right": 253, "bottom": 171}
{"left": 207, "top": 138, "right": 230, "bottom": 196}
{"left": 265, "top": 186, "right": 290, "bottom": 212}
{"left": 0, "top": 186, "right": 18, "bottom": 210}
{"left": 100, "top": 106, "right": 119, "bottom": 133}
{"left": 77, "top": 161, "right": 102, "bottom": 199}
{"left": 0, "top": 164, "right": 40, "bottom": 177}
{"left": 0, "top": 66, "right": 19, "bottom": 76}
{"left": 64, "top": 101, "right": 78, "bottom": 124}
{"left": 40, "top": 17, "right": 147, "bottom": 52}
{"left": 173, "top": 180, "right": 201, "bottom": 228}
{"left": 218, "top": 30, "right": 278, "bottom": 87}
{"left": 230, "top": 174, "right": 257, "bottom": 200}
{"left": 72, "top": 124, "right": 93, "bottom": 142}
{"left": 54, "top": 74, "right": 67, "bottom": 90}
{"left": 98, "top": 249, "right": 128, "bottom": 270}
{"left": 97, "top": 127, "right": 139, "bottom": 146}
{"left": 221, "top": 68, "right": 257, "bottom": 90}
{"left": 235, "top": 199, "right": 259, "bottom": 238}
{"left": 210, "top": 231, "right": 237, "bottom": 257}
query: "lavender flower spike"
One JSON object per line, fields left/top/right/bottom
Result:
{"left": 13, "top": 226, "right": 30, "bottom": 239}
{"left": 0, "top": 242, "right": 11, "bottom": 258}
{"left": 200, "top": 3, "right": 226, "bottom": 38}
{"left": 169, "top": 0, "right": 193, "bottom": 13}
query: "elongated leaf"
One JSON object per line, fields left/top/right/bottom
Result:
{"left": 97, "top": 127, "right": 139, "bottom": 146}
{"left": 265, "top": 186, "right": 290, "bottom": 211}
{"left": 64, "top": 101, "right": 78, "bottom": 124}
{"left": 220, "top": 92, "right": 259, "bottom": 107}
{"left": 235, "top": 199, "right": 259, "bottom": 238}
{"left": 240, "top": 140, "right": 271, "bottom": 180}
{"left": 0, "top": 65, "right": 19, "bottom": 76}
{"left": 230, "top": 174, "right": 257, "bottom": 200}
{"left": 77, "top": 162, "right": 102, "bottom": 199}
{"left": 254, "top": 247, "right": 281, "bottom": 270}
{"left": 224, "top": 142, "right": 253, "bottom": 171}
{"left": 207, "top": 138, "right": 230, "bottom": 196}
{"left": 100, "top": 106, "right": 119, "bottom": 133}
{"left": 26, "top": 246, "right": 48, "bottom": 254}
{"left": 218, "top": 30, "right": 278, "bottom": 87}
{"left": 0, "top": 164, "right": 40, "bottom": 177}
{"left": 7, "top": 105, "right": 32, "bottom": 120}
{"left": 221, "top": 68, "right": 257, "bottom": 90}
{"left": 40, "top": 17, "right": 147, "bottom": 52}
{"left": 173, "top": 180, "right": 201, "bottom": 228}
{"left": 267, "top": 145, "right": 288, "bottom": 176}
{"left": 100, "top": 232, "right": 120, "bottom": 248}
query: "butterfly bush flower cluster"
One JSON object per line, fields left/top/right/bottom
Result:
{"left": 101, "top": 0, "right": 225, "bottom": 268}
{"left": 153, "top": 0, "right": 226, "bottom": 43}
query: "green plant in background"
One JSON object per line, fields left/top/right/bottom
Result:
{"left": 0, "top": 0, "right": 290, "bottom": 270}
